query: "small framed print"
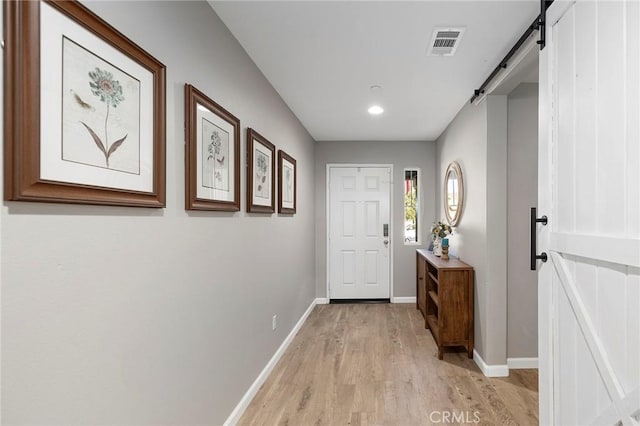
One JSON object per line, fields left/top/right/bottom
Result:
{"left": 246, "top": 128, "right": 275, "bottom": 213}
{"left": 185, "top": 84, "right": 240, "bottom": 211}
{"left": 277, "top": 150, "right": 296, "bottom": 214}
{"left": 4, "top": 0, "right": 166, "bottom": 207}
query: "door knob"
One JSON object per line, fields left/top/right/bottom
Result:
{"left": 384, "top": 240, "right": 389, "bottom": 247}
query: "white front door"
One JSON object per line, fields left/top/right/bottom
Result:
{"left": 328, "top": 166, "right": 391, "bottom": 300}
{"left": 539, "top": 1, "right": 640, "bottom": 424}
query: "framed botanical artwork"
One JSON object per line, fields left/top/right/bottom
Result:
{"left": 184, "top": 85, "right": 240, "bottom": 211}
{"left": 277, "top": 150, "right": 297, "bottom": 214}
{"left": 4, "top": 0, "right": 166, "bottom": 207}
{"left": 246, "top": 128, "right": 275, "bottom": 213}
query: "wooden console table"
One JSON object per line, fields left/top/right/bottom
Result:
{"left": 416, "top": 249, "right": 474, "bottom": 360}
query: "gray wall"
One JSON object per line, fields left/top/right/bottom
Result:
{"left": 436, "top": 96, "right": 509, "bottom": 366}
{"left": 436, "top": 101, "right": 490, "bottom": 362}
{"left": 315, "top": 140, "right": 436, "bottom": 299}
{"left": 436, "top": 89, "right": 538, "bottom": 366}
{"left": 485, "top": 96, "right": 508, "bottom": 365}
{"left": 507, "top": 83, "right": 538, "bottom": 359}
{"left": 1, "top": 2, "right": 316, "bottom": 424}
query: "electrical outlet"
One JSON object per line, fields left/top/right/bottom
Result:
{"left": 272, "top": 314, "right": 277, "bottom": 330}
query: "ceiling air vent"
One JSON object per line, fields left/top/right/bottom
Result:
{"left": 427, "top": 27, "right": 466, "bottom": 56}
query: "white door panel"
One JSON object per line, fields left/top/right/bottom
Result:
{"left": 328, "top": 166, "right": 391, "bottom": 299}
{"left": 540, "top": 1, "right": 640, "bottom": 424}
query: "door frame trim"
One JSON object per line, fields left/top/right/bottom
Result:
{"left": 538, "top": 2, "right": 579, "bottom": 423}
{"left": 538, "top": 4, "right": 554, "bottom": 422}
{"left": 326, "top": 164, "right": 394, "bottom": 300}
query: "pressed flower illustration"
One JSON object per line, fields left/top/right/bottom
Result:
{"left": 201, "top": 120, "right": 230, "bottom": 191}
{"left": 208, "top": 131, "right": 225, "bottom": 187}
{"left": 256, "top": 151, "right": 269, "bottom": 196}
{"left": 256, "top": 153, "right": 267, "bottom": 175}
{"left": 284, "top": 167, "right": 293, "bottom": 202}
{"left": 80, "top": 67, "right": 128, "bottom": 168}
{"left": 208, "top": 131, "right": 221, "bottom": 161}
{"left": 62, "top": 39, "right": 140, "bottom": 174}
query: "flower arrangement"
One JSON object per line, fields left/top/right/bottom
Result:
{"left": 431, "top": 221, "right": 453, "bottom": 240}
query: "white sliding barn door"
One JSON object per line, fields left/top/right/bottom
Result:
{"left": 539, "top": 1, "right": 640, "bottom": 424}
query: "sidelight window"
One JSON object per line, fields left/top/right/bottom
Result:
{"left": 404, "top": 169, "right": 420, "bottom": 244}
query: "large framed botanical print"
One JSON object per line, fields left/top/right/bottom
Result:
{"left": 184, "top": 84, "right": 240, "bottom": 211}
{"left": 246, "top": 128, "right": 275, "bottom": 213}
{"left": 4, "top": 0, "right": 166, "bottom": 207}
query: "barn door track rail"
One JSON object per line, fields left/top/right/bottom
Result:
{"left": 470, "top": 0, "right": 554, "bottom": 103}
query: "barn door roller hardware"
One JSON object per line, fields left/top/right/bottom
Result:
{"left": 536, "top": 0, "right": 554, "bottom": 50}
{"left": 470, "top": 0, "right": 554, "bottom": 104}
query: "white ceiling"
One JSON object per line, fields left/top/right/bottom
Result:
{"left": 210, "top": 1, "right": 540, "bottom": 141}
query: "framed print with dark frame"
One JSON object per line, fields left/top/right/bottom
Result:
{"left": 185, "top": 84, "right": 240, "bottom": 211}
{"left": 277, "top": 150, "right": 296, "bottom": 214}
{"left": 246, "top": 128, "right": 275, "bottom": 213}
{"left": 4, "top": 0, "right": 166, "bottom": 207}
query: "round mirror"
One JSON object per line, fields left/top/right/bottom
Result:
{"left": 444, "top": 161, "right": 464, "bottom": 226}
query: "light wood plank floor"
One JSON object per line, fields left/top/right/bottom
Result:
{"left": 239, "top": 303, "right": 538, "bottom": 426}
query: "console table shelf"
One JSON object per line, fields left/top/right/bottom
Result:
{"left": 416, "top": 249, "right": 474, "bottom": 360}
{"left": 428, "top": 290, "right": 439, "bottom": 307}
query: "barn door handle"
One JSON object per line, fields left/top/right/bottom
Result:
{"left": 531, "top": 207, "right": 548, "bottom": 270}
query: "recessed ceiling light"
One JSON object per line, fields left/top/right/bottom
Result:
{"left": 370, "top": 85, "right": 382, "bottom": 92}
{"left": 368, "top": 105, "right": 384, "bottom": 115}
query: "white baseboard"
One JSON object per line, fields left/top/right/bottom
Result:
{"left": 391, "top": 297, "right": 416, "bottom": 304}
{"left": 315, "top": 297, "right": 329, "bottom": 304}
{"left": 507, "top": 357, "right": 538, "bottom": 369}
{"left": 223, "top": 298, "right": 318, "bottom": 425}
{"left": 473, "top": 349, "right": 509, "bottom": 377}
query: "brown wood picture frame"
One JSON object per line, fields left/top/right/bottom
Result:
{"left": 277, "top": 150, "right": 297, "bottom": 214}
{"left": 185, "top": 84, "right": 240, "bottom": 211}
{"left": 246, "top": 128, "right": 275, "bottom": 213}
{"left": 4, "top": 0, "right": 166, "bottom": 207}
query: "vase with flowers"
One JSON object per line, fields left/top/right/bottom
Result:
{"left": 431, "top": 221, "right": 453, "bottom": 256}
